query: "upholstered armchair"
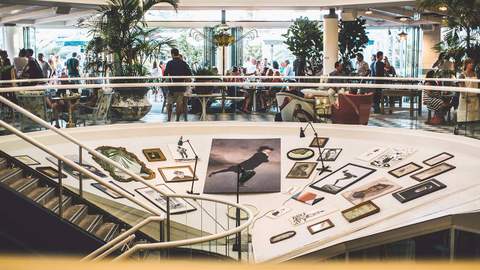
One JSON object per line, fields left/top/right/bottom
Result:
{"left": 331, "top": 93, "right": 373, "bottom": 125}
{"left": 275, "top": 92, "right": 317, "bottom": 122}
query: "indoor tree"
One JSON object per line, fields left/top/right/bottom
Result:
{"left": 82, "top": 0, "right": 177, "bottom": 121}
{"left": 283, "top": 17, "right": 324, "bottom": 76}
{"left": 338, "top": 18, "right": 369, "bottom": 74}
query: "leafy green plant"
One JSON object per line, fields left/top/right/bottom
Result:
{"left": 82, "top": 0, "right": 178, "bottom": 81}
{"left": 283, "top": 17, "right": 324, "bottom": 76}
{"left": 338, "top": 18, "right": 369, "bottom": 74}
{"left": 177, "top": 32, "right": 204, "bottom": 69}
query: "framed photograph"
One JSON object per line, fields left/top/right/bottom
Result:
{"left": 411, "top": 163, "right": 455, "bottom": 182}
{"left": 341, "top": 200, "right": 380, "bottom": 223}
{"left": 36, "top": 166, "right": 67, "bottom": 179}
{"left": 286, "top": 162, "right": 318, "bottom": 179}
{"left": 370, "top": 147, "right": 416, "bottom": 168}
{"left": 14, "top": 155, "right": 40, "bottom": 166}
{"left": 143, "top": 148, "right": 167, "bottom": 162}
{"left": 287, "top": 148, "right": 314, "bottom": 161}
{"left": 393, "top": 179, "right": 446, "bottom": 203}
{"left": 388, "top": 162, "right": 423, "bottom": 178}
{"left": 310, "top": 163, "right": 376, "bottom": 194}
{"left": 46, "top": 156, "right": 107, "bottom": 180}
{"left": 341, "top": 177, "right": 402, "bottom": 205}
{"left": 423, "top": 152, "right": 454, "bottom": 166}
{"left": 309, "top": 137, "right": 329, "bottom": 148}
{"left": 270, "top": 231, "right": 296, "bottom": 244}
{"left": 307, "top": 219, "right": 334, "bottom": 235}
{"left": 168, "top": 143, "right": 197, "bottom": 162}
{"left": 91, "top": 181, "right": 134, "bottom": 199}
{"left": 291, "top": 190, "right": 324, "bottom": 205}
{"left": 135, "top": 184, "right": 196, "bottom": 214}
{"left": 158, "top": 165, "right": 198, "bottom": 183}
{"left": 320, "top": 148, "right": 342, "bottom": 162}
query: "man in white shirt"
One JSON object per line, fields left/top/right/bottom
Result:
{"left": 283, "top": 60, "right": 294, "bottom": 79}
{"left": 245, "top": 58, "right": 257, "bottom": 75}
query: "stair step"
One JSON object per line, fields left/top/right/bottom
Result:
{"left": 24, "top": 187, "right": 55, "bottom": 204}
{"left": 78, "top": 214, "right": 103, "bottom": 233}
{"left": 0, "top": 157, "right": 6, "bottom": 169}
{"left": 0, "top": 167, "right": 22, "bottom": 182}
{"left": 18, "top": 178, "right": 41, "bottom": 195}
{"left": 62, "top": 204, "right": 88, "bottom": 223}
{"left": 94, "top": 222, "right": 119, "bottom": 242}
{"left": 7, "top": 177, "right": 39, "bottom": 192}
{"left": 43, "top": 194, "right": 72, "bottom": 213}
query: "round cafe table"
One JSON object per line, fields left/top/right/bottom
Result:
{"left": 51, "top": 94, "right": 81, "bottom": 128}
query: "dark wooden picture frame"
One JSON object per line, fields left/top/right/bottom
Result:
{"left": 309, "top": 137, "right": 329, "bottom": 148}
{"left": 135, "top": 184, "right": 196, "bottom": 214}
{"left": 423, "top": 152, "right": 454, "bottom": 166}
{"left": 410, "top": 163, "right": 455, "bottom": 182}
{"left": 392, "top": 179, "right": 447, "bottom": 203}
{"left": 388, "top": 162, "right": 423, "bottom": 178}
{"left": 341, "top": 200, "right": 380, "bottom": 223}
{"left": 269, "top": 231, "right": 296, "bottom": 244}
{"left": 319, "top": 148, "right": 343, "bottom": 162}
{"left": 310, "top": 163, "right": 376, "bottom": 194}
{"left": 286, "top": 162, "right": 318, "bottom": 179}
{"left": 158, "top": 165, "right": 198, "bottom": 183}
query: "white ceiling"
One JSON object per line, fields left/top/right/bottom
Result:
{"left": 0, "top": 0, "right": 443, "bottom": 27}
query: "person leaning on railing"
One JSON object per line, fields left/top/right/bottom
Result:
{"left": 457, "top": 59, "right": 480, "bottom": 124}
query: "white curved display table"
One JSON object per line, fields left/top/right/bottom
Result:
{"left": 1, "top": 122, "right": 479, "bottom": 262}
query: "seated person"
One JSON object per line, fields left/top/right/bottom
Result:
{"left": 422, "top": 70, "right": 452, "bottom": 125}
{"left": 327, "top": 61, "right": 346, "bottom": 104}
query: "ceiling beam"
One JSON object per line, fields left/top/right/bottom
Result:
{"left": 34, "top": 9, "right": 95, "bottom": 24}
{"left": 1, "top": 7, "right": 56, "bottom": 24}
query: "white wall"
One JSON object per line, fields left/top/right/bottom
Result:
{"left": 421, "top": 24, "right": 441, "bottom": 72}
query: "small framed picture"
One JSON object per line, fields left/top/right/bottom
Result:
{"left": 310, "top": 163, "right": 376, "bottom": 194}
{"left": 341, "top": 200, "right": 380, "bottom": 223}
{"left": 341, "top": 177, "right": 401, "bottom": 205}
{"left": 320, "top": 148, "right": 342, "bottom": 162}
{"left": 291, "top": 190, "right": 324, "bottom": 205}
{"left": 423, "top": 152, "right": 454, "bottom": 166}
{"left": 388, "top": 162, "right": 423, "bottom": 178}
{"left": 136, "top": 184, "right": 196, "bottom": 214}
{"left": 91, "top": 181, "right": 135, "bottom": 199}
{"left": 158, "top": 165, "right": 198, "bottom": 183}
{"left": 287, "top": 148, "right": 315, "bottom": 161}
{"left": 307, "top": 219, "right": 334, "bottom": 235}
{"left": 14, "top": 155, "right": 40, "bottom": 166}
{"left": 270, "top": 231, "right": 296, "bottom": 244}
{"left": 309, "top": 137, "right": 329, "bottom": 148}
{"left": 392, "top": 179, "right": 446, "bottom": 203}
{"left": 36, "top": 166, "right": 67, "bottom": 179}
{"left": 411, "top": 163, "right": 455, "bottom": 182}
{"left": 143, "top": 148, "right": 167, "bottom": 162}
{"left": 286, "top": 162, "right": 317, "bottom": 179}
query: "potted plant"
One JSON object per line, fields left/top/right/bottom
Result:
{"left": 83, "top": 0, "right": 177, "bottom": 121}
{"left": 338, "top": 18, "right": 369, "bottom": 74}
{"left": 283, "top": 17, "right": 324, "bottom": 76}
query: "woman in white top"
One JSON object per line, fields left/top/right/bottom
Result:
{"left": 457, "top": 59, "right": 480, "bottom": 123}
{"left": 13, "top": 48, "right": 28, "bottom": 78}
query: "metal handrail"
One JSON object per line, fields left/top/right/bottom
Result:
{"left": 1, "top": 75, "right": 479, "bottom": 84}
{"left": 0, "top": 95, "right": 255, "bottom": 261}
{"left": 1, "top": 81, "right": 479, "bottom": 94}
{"left": 93, "top": 234, "right": 136, "bottom": 261}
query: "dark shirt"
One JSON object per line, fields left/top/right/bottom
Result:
{"left": 374, "top": 61, "right": 385, "bottom": 78}
{"left": 66, "top": 57, "right": 80, "bottom": 77}
{"left": 239, "top": 152, "right": 269, "bottom": 171}
{"left": 164, "top": 58, "right": 192, "bottom": 93}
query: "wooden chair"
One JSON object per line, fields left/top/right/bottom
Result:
{"left": 15, "top": 91, "right": 51, "bottom": 131}
{"left": 74, "top": 90, "right": 113, "bottom": 126}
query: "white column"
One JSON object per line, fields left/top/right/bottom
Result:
{"left": 216, "top": 46, "right": 231, "bottom": 75}
{"left": 323, "top": 9, "right": 339, "bottom": 75}
{"left": 421, "top": 24, "right": 441, "bottom": 72}
{"left": 4, "top": 26, "right": 23, "bottom": 61}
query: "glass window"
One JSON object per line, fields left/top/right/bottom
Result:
{"left": 454, "top": 229, "right": 480, "bottom": 259}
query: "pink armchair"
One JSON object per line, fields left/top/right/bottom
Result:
{"left": 331, "top": 93, "right": 373, "bottom": 125}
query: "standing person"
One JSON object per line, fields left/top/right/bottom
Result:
{"left": 369, "top": 54, "right": 377, "bottom": 76}
{"left": 164, "top": 48, "right": 192, "bottom": 122}
{"left": 13, "top": 48, "right": 28, "bottom": 78}
{"left": 372, "top": 51, "right": 385, "bottom": 113}
{"left": 65, "top": 52, "right": 80, "bottom": 83}
{"left": 283, "top": 60, "right": 294, "bottom": 79}
{"left": 38, "top": 53, "right": 53, "bottom": 78}
{"left": 245, "top": 58, "right": 257, "bottom": 75}
{"left": 21, "top": 49, "right": 44, "bottom": 81}
{"left": 0, "top": 50, "right": 16, "bottom": 119}
{"left": 356, "top": 53, "right": 370, "bottom": 77}
{"left": 150, "top": 61, "right": 161, "bottom": 102}
{"left": 457, "top": 59, "right": 480, "bottom": 124}
{"left": 327, "top": 62, "right": 346, "bottom": 104}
